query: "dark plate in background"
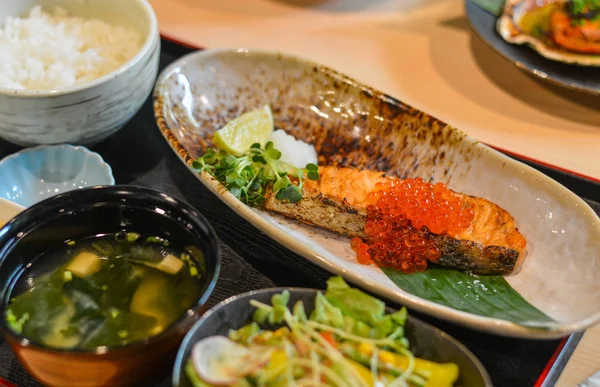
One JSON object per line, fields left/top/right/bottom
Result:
{"left": 173, "top": 288, "right": 493, "bottom": 387}
{"left": 465, "top": 0, "right": 600, "bottom": 96}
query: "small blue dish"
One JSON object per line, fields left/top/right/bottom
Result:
{"left": 0, "top": 144, "right": 115, "bottom": 207}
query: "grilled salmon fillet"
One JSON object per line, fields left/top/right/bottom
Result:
{"left": 265, "top": 166, "right": 526, "bottom": 275}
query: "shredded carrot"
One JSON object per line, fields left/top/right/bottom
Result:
{"left": 320, "top": 331, "right": 337, "bottom": 348}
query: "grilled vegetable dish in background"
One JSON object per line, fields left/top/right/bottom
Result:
{"left": 498, "top": 0, "right": 600, "bottom": 65}
{"left": 185, "top": 277, "right": 461, "bottom": 387}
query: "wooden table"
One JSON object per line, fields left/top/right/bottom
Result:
{"left": 149, "top": 0, "right": 600, "bottom": 182}
{"left": 556, "top": 325, "right": 600, "bottom": 386}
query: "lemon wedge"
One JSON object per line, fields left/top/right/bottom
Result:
{"left": 213, "top": 104, "right": 274, "bottom": 156}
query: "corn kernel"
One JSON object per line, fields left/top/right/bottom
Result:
{"left": 358, "top": 342, "right": 373, "bottom": 356}
{"left": 379, "top": 350, "right": 396, "bottom": 365}
{"left": 273, "top": 327, "right": 289, "bottom": 338}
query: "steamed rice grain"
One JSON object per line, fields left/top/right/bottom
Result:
{"left": 0, "top": 6, "right": 143, "bottom": 91}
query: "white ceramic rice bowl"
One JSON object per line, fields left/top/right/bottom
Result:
{"left": 0, "top": 0, "right": 160, "bottom": 146}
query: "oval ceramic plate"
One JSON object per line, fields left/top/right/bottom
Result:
{"left": 173, "top": 288, "right": 492, "bottom": 387}
{"left": 465, "top": 0, "right": 600, "bottom": 95}
{"left": 153, "top": 48, "right": 600, "bottom": 339}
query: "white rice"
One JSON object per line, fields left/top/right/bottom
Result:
{"left": 0, "top": 6, "right": 143, "bottom": 91}
{"left": 268, "top": 129, "right": 318, "bottom": 169}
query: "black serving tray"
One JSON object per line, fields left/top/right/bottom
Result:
{"left": 0, "top": 38, "right": 598, "bottom": 387}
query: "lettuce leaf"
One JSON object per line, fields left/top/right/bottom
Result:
{"left": 253, "top": 290, "right": 291, "bottom": 325}
{"left": 323, "top": 276, "right": 408, "bottom": 339}
{"left": 228, "top": 322, "right": 261, "bottom": 344}
{"left": 309, "top": 291, "right": 344, "bottom": 328}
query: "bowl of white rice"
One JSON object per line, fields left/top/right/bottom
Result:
{"left": 0, "top": 0, "right": 159, "bottom": 146}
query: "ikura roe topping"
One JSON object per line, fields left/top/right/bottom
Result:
{"left": 351, "top": 178, "right": 474, "bottom": 274}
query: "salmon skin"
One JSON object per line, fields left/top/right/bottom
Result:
{"left": 264, "top": 166, "right": 526, "bottom": 275}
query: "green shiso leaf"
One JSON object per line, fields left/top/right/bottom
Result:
{"left": 382, "top": 265, "right": 554, "bottom": 326}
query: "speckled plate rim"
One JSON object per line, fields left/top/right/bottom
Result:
{"left": 172, "top": 287, "right": 493, "bottom": 387}
{"left": 465, "top": 0, "right": 600, "bottom": 96}
{"left": 153, "top": 48, "right": 600, "bottom": 340}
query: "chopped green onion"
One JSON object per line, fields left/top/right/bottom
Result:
{"left": 126, "top": 232, "right": 140, "bottom": 242}
{"left": 63, "top": 270, "right": 73, "bottom": 282}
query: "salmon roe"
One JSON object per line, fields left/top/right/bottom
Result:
{"left": 351, "top": 178, "right": 474, "bottom": 274}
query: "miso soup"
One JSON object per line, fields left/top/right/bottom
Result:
{"left": 5, "top": 232, "right": 204, "bottom": 350}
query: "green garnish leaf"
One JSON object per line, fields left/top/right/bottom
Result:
{"left": 225, "top": 171, "right": 239, "bottom": 184}
{"left": 382, "top": 266, "right": 553, "bottom": 325}
{"left": 253, "top": 196, "right": 266, "bottom": 207}
{"left": 266, "top": 148, "right": 282, "bottom": 160}
{"left": 230, "top": 187, "right": 242, "bottom": 199}
{"left": 307, "top": 171, "right": 319, "bottom": 181}
{"left": 252, "top": 155, "right": 267, "bottom": 164}
{"left": 220, "top": 155, "right": 239, "bottom": 169}
{"left": 280, "top": 186, "right": 303, "bottom": 204}
{"left": 204, "top": 154, "right": 217, "bottom": 165}
{"left": 196, "top": 132, "right": 318, "bottom": 207}
{"left": 273, "top": 177, "right": 290, "bottom": 193}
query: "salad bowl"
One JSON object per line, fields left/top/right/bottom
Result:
{"left": 154, "top": 48, "right": 600, "bottom": 339}
{"left": 174, "top": 286, "right": 492, "bottom": 387}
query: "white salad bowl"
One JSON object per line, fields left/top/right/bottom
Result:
{"left": 0, "top": 0, "right": 160, "bottom": 146}
{"left": 154, "top": 48, "right": 600, "bottom": 339}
